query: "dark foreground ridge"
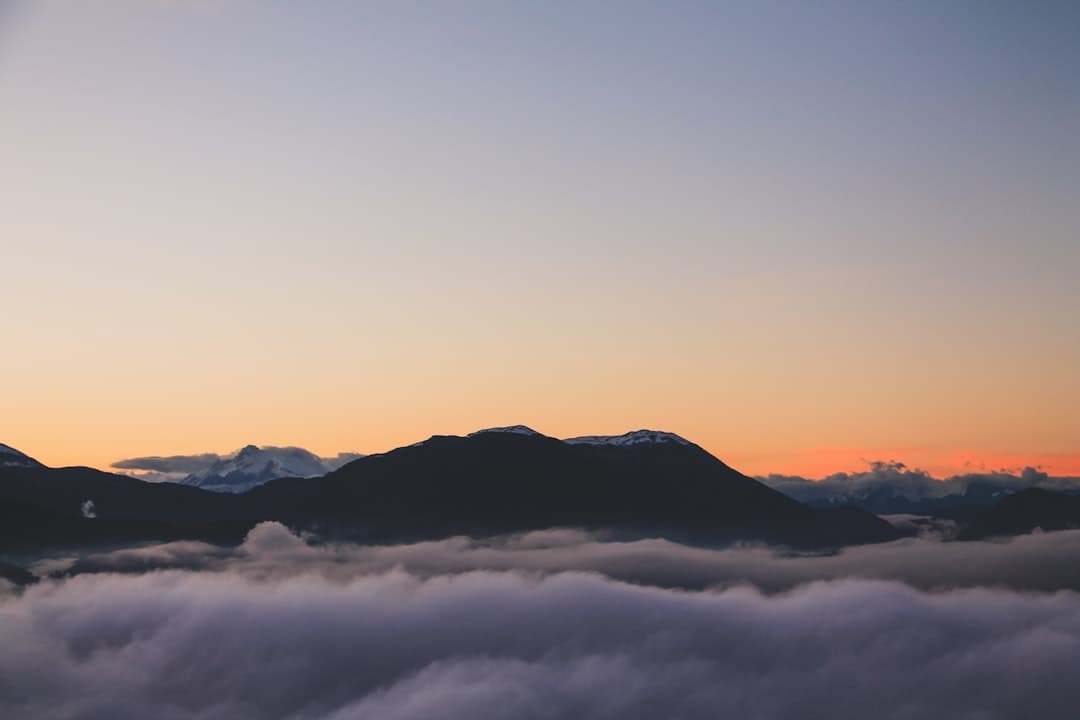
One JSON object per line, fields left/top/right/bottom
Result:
{"left": 3, "top": 429, "right": 903, "bottom": 553}
{"left": 960, "top": 488, "right": 1080, "bottom": 539}
{"left": 246, "top": 429, "right": 901, "bottom": 547}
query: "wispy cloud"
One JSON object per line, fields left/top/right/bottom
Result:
{"left": 111, "top": 453, "right": 222, "bottom": 474}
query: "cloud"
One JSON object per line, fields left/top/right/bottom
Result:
{"left": 110, "top": 447, "right": 364, "bottom": 483}
{"left": 45, "top": 521, "right": 1080, "bottom": 594}
{"left": 2, "top": 546, "right": 1080, "bottom": 719}
{"left": 760, "top": 461, "right": 1080, "bottom": 506}
{"left": 111, "top": 453, "right": 222, "bottom": 475}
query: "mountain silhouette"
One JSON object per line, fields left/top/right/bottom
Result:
{"left": 0, "top": 429, "right": 901, "bottom": 551}
{"left": 961, "top": 488, "right": 1080, "bottom": 539}
{"left": 0, "top": 462, "right": 251, "bottom": 550}
{"left": 243, "top": 428, "right": 900, "bottom": 547}
{"left": 0, "top": 443, "right": 43, "bottom": 469}
{"left": 180, "top": 445, "right": 351, "bottom": 493}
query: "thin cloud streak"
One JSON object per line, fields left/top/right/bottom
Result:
{"left": 111, "top": 453, "right": 222, "bottom": 474}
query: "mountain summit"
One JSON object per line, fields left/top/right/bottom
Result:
{"left": 247, "top": 428, "right": 899, "bottom": 547}
{"left": 181, "top": 445, "right": 362, "bottom": 493}
{"left": 564, "top": 430, "right": 692, "bottom": 447}
{"left": 468, "top": 426, "right": 544, "bottom": 438}
{"left": 467, "top": 427, "right": 693, "bottom": 446}
{"left": 0, "top": 428, "right": 902, "bottom": 551}
{"left": 0, "top": 443, "right": 43, "bottom": 469}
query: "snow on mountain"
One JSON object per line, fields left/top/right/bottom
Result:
{"left": 157, "top": 428, "right": 696, "bottom": 493}
{"left": 0, "top": 443, "right": 44, "bottom": 469}
{"left": 563, "top": 430, "right": 692, "bottom": 447}
{"left": 181, "top": 445, "right": 360, "bottom": 493}
{"left": 468, "top": 426, "right": 543, "bottom": 438}
{"left": 409, "top": 426, "right": 695, "bottom": 451}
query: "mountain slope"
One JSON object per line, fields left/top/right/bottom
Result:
{"left": 0, "top": 464, "right": 253, "bottom": 551}
{"left": 248, "top": 429, "right": 900, "bottom": 547}
{"left": 762, "top": 469, "right": 1075, "bottom": 516}
{"left": 1, "top": 429, "right": 901, "bottom": 551}
{"left": 0, "top": 496, "right": 179, "bottom": 552}
{"left": 0, "top": 443, "right": 44, "bottom": 469}
{"left": 960, "top": 488, "right": 1080, "bottom": 539}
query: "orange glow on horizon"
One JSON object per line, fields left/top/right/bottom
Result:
{"left": 2, "top": 1, "right": 1078, "bottom": 502}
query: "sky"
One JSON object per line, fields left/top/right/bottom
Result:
{"left": 1, "top": 0, "right": 1077, "bottom": 477}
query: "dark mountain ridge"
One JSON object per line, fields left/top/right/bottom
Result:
{"left": 1, "top": 430, "right": 902, "bottom": 552}
{"left": 960, "top": 488, "right": 1080, "bottom": 539}
{"left": 0, "top": 442, "right": 44, "bottom": 469}
{"left": 246, "top": 430, "right": 900, "bottom": 547}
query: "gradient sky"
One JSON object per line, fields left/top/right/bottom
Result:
{"left": 2, "top": 1, "right": 1078, "bottom": 477}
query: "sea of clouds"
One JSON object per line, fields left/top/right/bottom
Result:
{"left": 4, "top": 523, "right": 1080, "bottom": 719}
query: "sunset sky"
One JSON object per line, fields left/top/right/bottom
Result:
{"left": 2, "top": 1, "right": 1077, "bottom": 478}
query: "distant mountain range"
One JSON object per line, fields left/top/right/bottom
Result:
{"left": 177, "top": 431, "right": 706, "bottom": 493}
{"left": 760, "top": 462, "right": 1080, "bottom": 516}
{"left": 0, "top": 427, "right": 897, "bottom": 552}
{"left": 0, "top": 443, "right": 43, "bottom": 469}
{"left": 2, "top": 428, "right": 1077, "bottom": 555}
{"left": 110, "top": 445, "right": 364, "bottom": 492}
{"left": 960, "top": 488, "right": 1080, "bottom": 539}
{"left": 179, "top": 445, "right": 362, "bottom": 493}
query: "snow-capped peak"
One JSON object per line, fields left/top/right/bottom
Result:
{"left": 182, "top": 445, "right": 340, "bottom": 493}
{"left": 0, "top": 443, "right": 44, "bottom": 469}
{"left": 468, "top": 426, "right": 543, "bottom": 438}
{"left": 564, "top": 430, "right": 692, "bottom": 448}
{"left": 235, "top": 444, "right": 263, "bottom": 460}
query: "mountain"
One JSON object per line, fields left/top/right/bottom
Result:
{"left": 246, "top": 427, "right": 901, "bottom": 547}
{"left": 0, "top": 495, "right": 180, "bottom": 552}
{"left": 0, "top": 428, "right": 901, "bottom": 552}
{"left": 960, "top": 488, "right": 1080, "bottom": 539}
{"left": 0, "top": 463, "right": 255, "bottom": 551}
{"left": 565, "top": 430, "right": 692, "bottom": 447}
{"left": 180, "top": 445, "right": 355, "bottom": 493}
{"left": 468, "top": 425, "right": 542, "bottom": 437}
{"left": 0, "top": 443, "right": 43, "bottom": 469}
{"left": 765, "top": 476, "right": 1013, "bottom": 516}
{"left": 760, "top": 465, "right": 1080, "bottom": 517}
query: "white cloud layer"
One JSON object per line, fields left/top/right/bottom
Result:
{"left": 44, "top": 521, "right": 1080, "bottom": 593}
{"left": 4, "top": 524, "right": 1080, "bottom": 718}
